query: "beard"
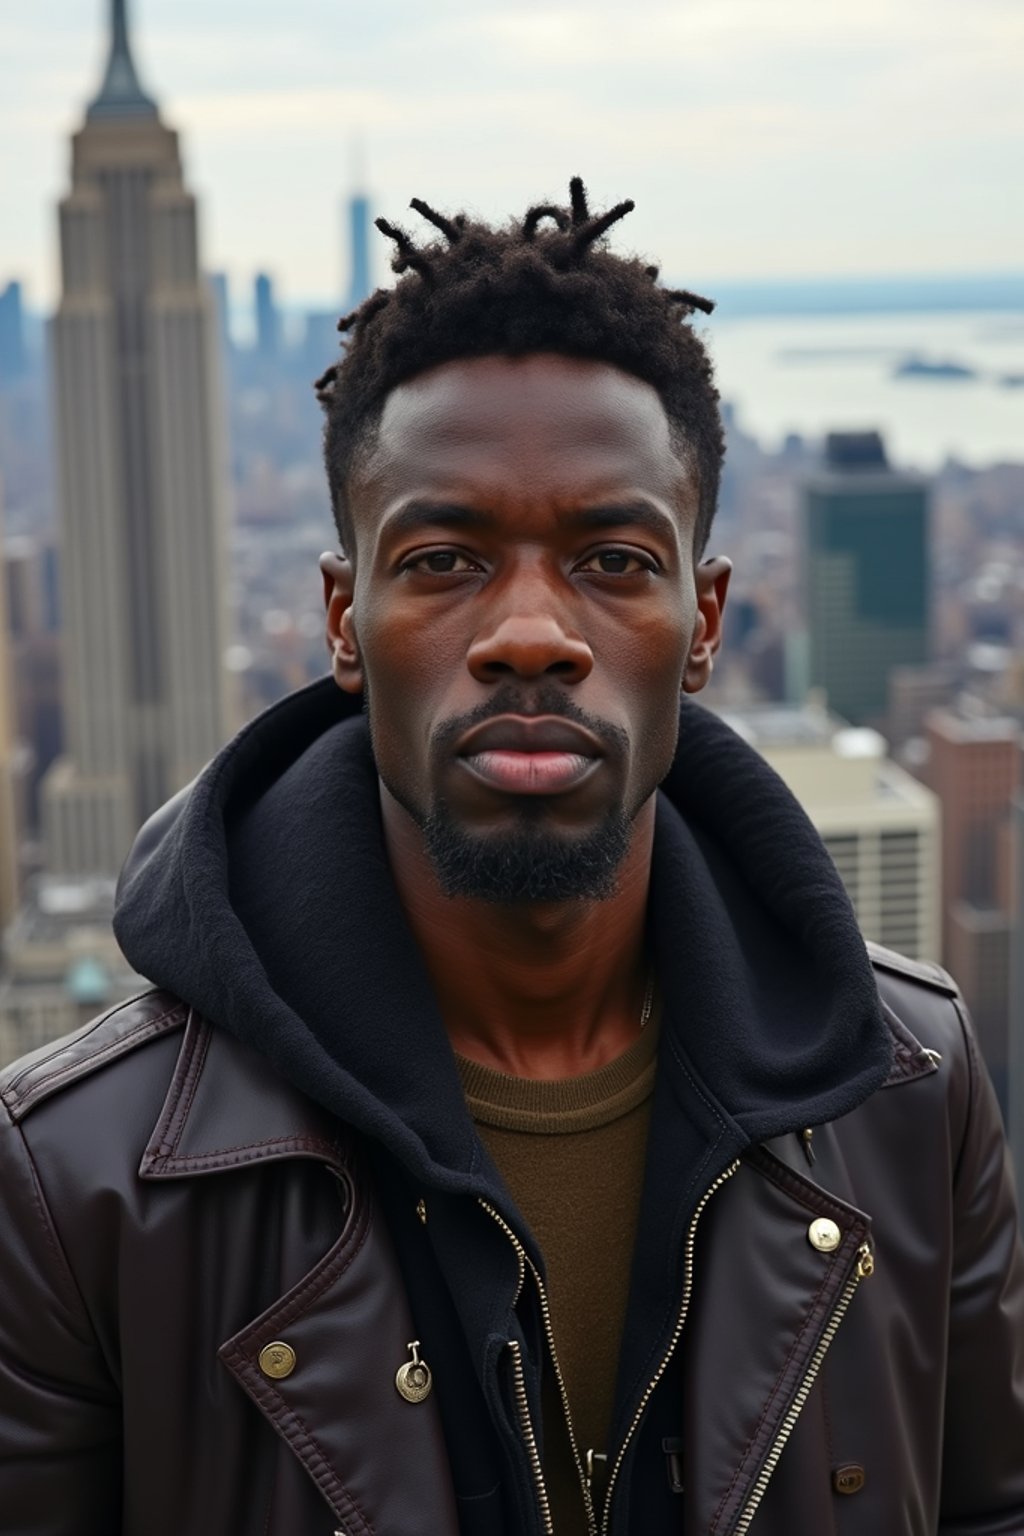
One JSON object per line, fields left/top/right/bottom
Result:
{"left": 369, "top": 681, "right": 655, "bottom": 904}
{"left": 415, "top": 798, "right": 633, "bottom": 903}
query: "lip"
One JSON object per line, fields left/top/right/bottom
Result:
{"left": 455, "top": 715, "right": 605, "bottom": 797}
{"left": 456, "top": 715, "right": 605, "bottom": 759}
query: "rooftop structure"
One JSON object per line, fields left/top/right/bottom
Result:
{"left": 87, "top": 0, "right": 157, "bottom": 120}
{"left": 718, "top": 700, "right": 940, "bottom": 961}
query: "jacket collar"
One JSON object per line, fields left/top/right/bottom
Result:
{"left": 140, "top": 1007, "right": 350, "bottom": 1180}
{"left": 137, "top": 991, "right": 930, "bottom": 1187}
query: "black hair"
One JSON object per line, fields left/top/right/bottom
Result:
{"left": 315, "top": 177, "right": 723, "bottom": 556}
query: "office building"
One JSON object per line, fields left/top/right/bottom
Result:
{"left": 804, "top": 432, "right": 929, "bottom": 726}
{"left": 41, "top": 0, "right": 230, "bottom": 877}
{"left": 926, "top": 707, "right": 1020, "bottom": 1114}
{"left": 717, "top": 701, "right": 940, "bottom": 961}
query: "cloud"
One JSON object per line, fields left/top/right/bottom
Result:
{"left": 0, "top": 0, "right": 1019, "bottom": 303}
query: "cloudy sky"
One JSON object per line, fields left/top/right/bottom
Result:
{"left": 1, "top": 0, "right": 1020, "bottom": 310}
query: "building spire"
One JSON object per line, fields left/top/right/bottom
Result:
{"left": 87, "top": 0, "right": 157, "bottom": 120}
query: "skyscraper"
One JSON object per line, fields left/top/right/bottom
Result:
{"left": 254, "top": 272, "right": 280, "bottom": 359}
{"left": 345, "top": 191, "right": 372, "bottom": 312}
{"left": 804, "top": 432, "right": 929, "bottom": 726}
{"left": 0, "top": 282, "right": 28, "bottom": 384}
{"left": 42, "top": 0, "right": 229, "bottom": 876}
{"left": 0, "top": 484, "right": 20, "bottom": 930}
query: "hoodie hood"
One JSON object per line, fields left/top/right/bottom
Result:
{"left": 115, "top": 676, "right": 891, "bottom": 1193}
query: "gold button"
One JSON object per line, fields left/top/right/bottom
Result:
{"left": 808, "top": 1217, "right": 842, "bottom": 1253}
{"left": 258, "top": 1341, "right": 296, "bottom": 1380}
{"left": 833, "top": 1463, "right": 866, "bottom": 1495}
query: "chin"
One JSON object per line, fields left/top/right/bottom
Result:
{"left": 420, "top": 807, "right": 633, "bottom": 904}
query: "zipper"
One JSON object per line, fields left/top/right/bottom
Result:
{"left": 507, "top": 1335, "right": 554, "bottom": 1536}
{"left": 479, "top": 1198, "right": 597, "bottom": 1536}
{"left": 729, "top": 1240, "right": 875, "bottom": 1536}
{"left": 599, "top": 1158, "right": 741, "bottom": 1536}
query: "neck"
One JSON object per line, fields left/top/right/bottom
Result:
{"left": 381, "top": 786, "right": 655, "bottom": 1079}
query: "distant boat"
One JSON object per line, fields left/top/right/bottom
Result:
{"left": 998, "top": 373, "right": 1024, "bottom": 389}
{"left": 893, "top": 355, "right": 976, "bottom": 380}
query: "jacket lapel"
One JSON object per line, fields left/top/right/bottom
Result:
{"left": 682, "top": 1145, "right": 873, "bottom": 1535}
{"left": 139, "top": 1012, "right": 460, "bottom": 1536}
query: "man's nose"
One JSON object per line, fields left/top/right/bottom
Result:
{"left": 466, "top": 593, "right": 594, "bottom": 684}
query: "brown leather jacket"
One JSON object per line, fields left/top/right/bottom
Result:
{"left": 1, "top": 945, "right": 1023, "bottom": 1536}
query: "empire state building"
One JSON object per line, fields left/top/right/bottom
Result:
{"left": 43, "top": 0, "right": 229, "bottom": 876}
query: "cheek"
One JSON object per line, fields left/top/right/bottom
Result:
{"left": 616, "top": 599, "right": 694, "bottom": 696}
{"left": 351, "top": 585, "right": 454, "bottom": 746}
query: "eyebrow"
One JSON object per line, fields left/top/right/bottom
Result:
{"left": 381, "top": 498, "right": 678, "bottom": 542}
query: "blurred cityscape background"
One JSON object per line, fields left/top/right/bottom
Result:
{"left": 1, "top": 1, "right": 1022, "bottom": 1184}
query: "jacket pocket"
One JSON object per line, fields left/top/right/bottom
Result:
{"left": 455, "top": 1484, "right": 506, "bottom": 1536}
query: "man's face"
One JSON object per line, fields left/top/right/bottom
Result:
{"left": 325, "top": 353, "right": 728, "bottom": 901}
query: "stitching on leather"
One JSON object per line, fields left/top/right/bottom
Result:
{"left": 747, "top": 1151, "right": 858, "bottom": 1225}
{"left": 161, "top": 1012, "right": 209, "bottom": 1154}
{"left": 950, "top": 995, "right": 976, "bottom": 1189}
{"left": 230, "top": 1364, "right": 374, "bottom": 1535}
{"left": 4, "top": 1005, "right": 184, "bottom": 1115}
{"left": 232, "top": 1193, "right": 369, "bottom": 1341}
{"left": 821, "top": 1371, "right": 840, "bottom": 1536}
{"left": 220, "top": 1212, "right": 376, "bottom": 1533}
{"left": 709, "top": 1255, "right": 841, "bottom": 1532}
{"left": 1, "top": 990, "right": 168, "bottom": 1096}
{"left": 167, "top": 1132, "right": 344, "bottom": 1163}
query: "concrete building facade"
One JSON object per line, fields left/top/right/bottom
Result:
{"left": 41, "top": 0, "right": 229, "bottom": 877}
{"left": 716, "top": 702, "right": 941, "bottom": 963}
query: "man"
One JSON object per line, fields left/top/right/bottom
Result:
{"left": 1, "top": 180, "right": 1022, "bottom": 1535}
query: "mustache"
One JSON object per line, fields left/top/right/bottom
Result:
{"left": 431, "top": 683, "right": 629, "bottom": 757}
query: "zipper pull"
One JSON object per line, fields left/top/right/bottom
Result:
{"left": 395, "top": 1340, "right": 433, "bottom": 1403}
{"left": 856, "top": 1242, "right": 875, "bottom": 1279}
{"left": 662, "top": 1436, "right": 684, "bottom": 1494}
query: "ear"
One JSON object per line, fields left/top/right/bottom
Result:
{"left": 319, "top": 551, "right": 363, "bottom": 695}
{"left": 683, "top": 555, "right": 732, "bottom": 695}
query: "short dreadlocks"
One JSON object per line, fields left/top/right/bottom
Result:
{"left": 315, "top": 177, "right": 724, "bottom": 557}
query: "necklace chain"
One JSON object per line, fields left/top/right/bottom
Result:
{"left": 639, "top": 970, "right": 655, "bottom": 1031}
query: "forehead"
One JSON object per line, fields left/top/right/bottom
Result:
{"left": 356, "top": 353, "right": 693, "bottom": 510}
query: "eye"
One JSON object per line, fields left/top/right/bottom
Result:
{"left": 402, "top": 549, "right": 481, "bottom": 575}
{"left": 577, "top": 547, "right": 656, "bottom": 576}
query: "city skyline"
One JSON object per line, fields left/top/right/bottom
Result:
{"left": 1, "top": 0, "right": 1022, "bottom": 311}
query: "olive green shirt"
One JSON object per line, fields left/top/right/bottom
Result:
{"left": 457, "top": 1019, "right": 658, "bottom": 1534}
